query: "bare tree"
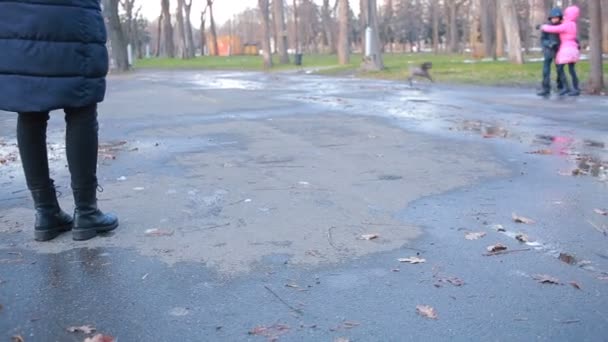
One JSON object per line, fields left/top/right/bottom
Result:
{"left": 200, "top": 4, "right": 209, "bottom": 56}
{"left": 499, "top": 0, "right": 524, "bottom": 64}
{"left": 431, "top": 0, "right": 440, "bottom": 53}
{"left": 480, "top": 0, "right": 495, "bottom": 57}
{"left": 176, "top": 0, "right": 187, "bottom": 58}
{"left": 161, "top": 0, "right": 175, "bottom": 57}
{"left": 103, "top": 0, "right": 129, "bottom": 71}
{"left": 469, "top": 0, "right": 482, "bottom": 57}
{"left": 208, "top": 0, "right": 219, "bottom": 56}
{"left": 602, "top": 0, "right": 608, "bottom": 53}
{"left": 589, "top": 0, "right": 604, "bottom": 92}
{"left": 155, "top": 10, "right": 163, "bottom": 56}
{"left": 320, "top": 0, "right": 336, "bottom": 53}
{"left": 273, "top": 0, "right": 290, "bottom": 63}
{"left": 184, "top": 0, "right": 195, "bottom": 58}
{"left": 495, "top": 1, "right": 504, "bottom": 57}
{"left": 447, "top": 0, "right": 464, "bottom": 53}
{"left": 338, "top": 0, "right": 349, "bottom": 64}
{"left": 529, "top": 0, "right": 545, "bottom": 50}
{"left": 293, "top": 0, "right": 299, "bottom": 53}
{"left": 259, "top": 0, "right": 273, "bottom": 68}
{"left": 360, "top": 0, "right": 384, "bottom": 70}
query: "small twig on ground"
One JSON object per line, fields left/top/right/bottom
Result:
{"left": 483, "top": 248, "right": 531, "bottom": 256}
{"left": 264, "top": 285, "right": 303, "bottom": 315}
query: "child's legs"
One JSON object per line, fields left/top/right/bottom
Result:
{"left": 568, "top": 63, "right": 579, "bottom": 90}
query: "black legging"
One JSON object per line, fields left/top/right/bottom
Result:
{"left": 556, "top": 63, "right": 579, "bottom": 91}
{"left": 17, "top": 104, "right": 99, "bottom": 191}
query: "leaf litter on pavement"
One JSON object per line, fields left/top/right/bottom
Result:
{"left": 67, "top": 325, "right": 96, "bottom": 334}
{"left": 416, "top": 305, "right": 438, "bottom": 319}
{"left": 249, "top": 324, "right": 291, "bottom": 340}
{"left": 512, "top": 213, "right": 535, "bottom": 224}
{"left": 486, "top": 244, "right": 508, "bottom": 253}
{"left": 533, "top": 274, "right": 561, "bottom": 285}
{"left": 465, "top": 232, "right": 486, "bottom": 240}
{"left": 83, "top": 335, "right": 115, "bottom": 342}
{"left": 398, "top": 257, "right": 426, "bottom": 264}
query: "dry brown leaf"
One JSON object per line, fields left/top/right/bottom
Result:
{"left": 11, "top": 336, "right": 24, "bottom": 342}
{"left": 486, "top": 244, "right": 508, "bottom": 253}
{"left": 249, "top": 324, "right": 290, "bottom": 338}
{"left": 360, "top": 234, "right": 379, "bottom": 240}
{"left": 515, "top": 234, "right": 529, "bottom": 243}
{"left": 144, "top": 228, "right": 174, "bottom": 237}
{"left": 465, "top": 232, "right": 486, "bottom": 240}
{"left": 559, "top": 253, "right": 577, "bottom": 265}
{"left": 512, "top": 213, "right": 535, "bottom": 224}
{"left": 83, "top": 335, "right": 115, "bottom": 342}
{"left": 569, "top": 281, "right": 582, "bottom": 290}
{"left": 67, "top": 325, "right": 96, "bottom": 334}
{"left": 527, "top": 149, "right": 553, "bottom": 155}
{"left": 398, "top": 257, "right": 426, "bottom": 264}
{"left": 594, "top": 209, "right": 608, "bottom": 216}
{"left": 416, "top": 305, "right": 438, "bottom": 319}
{"left": 533, "top": 274, "right": 561, "bottom": 285}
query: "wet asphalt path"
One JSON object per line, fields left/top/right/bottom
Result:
{"left": 1, "top": 70, "right": 607, "bottom": 341}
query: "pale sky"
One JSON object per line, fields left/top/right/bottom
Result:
{"left": 138, "top": 0, "right": 358, "bottom": 27}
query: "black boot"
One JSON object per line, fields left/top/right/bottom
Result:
{"left": 31, "top": 186, "right": 73, "bottom": 241}
{"left": 72, "top": 187, "right": 118, "bottom": 241}
{"left": 537, "top": 89, "right": 550, "bottom": 96}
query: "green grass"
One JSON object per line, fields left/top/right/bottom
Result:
{"left": 135, "top": 53, "right": 608, "bottom": 88}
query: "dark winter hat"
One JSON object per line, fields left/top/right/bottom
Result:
{"left": 548, "top": 7, "right": 563, "bottom": 19}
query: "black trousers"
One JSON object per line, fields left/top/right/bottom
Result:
{"left": 541, "top": 56, "right": 562, "bottom": 92}
{"left": 556, "top": 63, "right": 579, "bottom": 91}
{"left": 17, "top": 104, "right": 99, "bottom": 191}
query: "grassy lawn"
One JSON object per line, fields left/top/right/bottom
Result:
{"left": 135, "top": 53, "right": 608, "bottom": 88}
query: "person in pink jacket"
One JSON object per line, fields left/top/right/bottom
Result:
{"left": 541, "top": 5, "right": 581, "bottom": 96}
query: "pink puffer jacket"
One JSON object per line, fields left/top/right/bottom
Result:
{"left": 541, "top": 6, "right": 580, "bottom": 65}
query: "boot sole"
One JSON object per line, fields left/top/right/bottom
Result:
{"left": 73, "top": 221, "right": 119, "bottom": 241}
{"left": 35, "top": 225, "right": 72, "bottom": 242}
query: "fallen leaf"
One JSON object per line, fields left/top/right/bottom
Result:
{"left": 493, "top": 224, "right": 506, "bottom": 232}
{"left": 559, "top": 253, "right": 577, "bottom": 265}
{"left": 145, "top": 228, "right": 174, "bottom": 237}
{"left": 285, "top": 283, "right": 299, "bottom": 289}
{"left": 569, "top": 281, "right": 582, "bottom": 290}
{"left": 527, "top": 149, "right": 552, "bottom": 155}
{"left": 416, "top": 305, "right": 438, "bottom": 319}
{"left": 83, "top": 334, "right": 115, "bottom": 342}
{"left": 446, "top": 277, "right": 465, "bottom": 286}
{"left": 11, "top": 336, "right": 24, "bottom": 342}
{"left": 360, "top": 234, "right": 379, "bottom": 240}
{"left": 465, "top": 232, "right": 486, "bottom": 240}
{"left": 512, "top": 213, "right": 535, "bottom": 224}
{"left": 486, "top": 244, "right": 508, "bottom": 253}
{"left": 334, "top": 338, "right": 350, "bottom": 342}
{"left": 249, "top": 324, "right": 290, "bottom": 338}
{"left": 533, "top": 274, "right": 561, "bottom": 285}
{"left": 342, "top": 321, "right": 360, "bottom": 329}
{"left": 169, "top": 307, "right": 189, "bottom": 316}
{"left": 594, "top": 209, "right": 608, "bottom": 216}
{"left": 67, "top": 325, "right": 96, "bottom": 334}
{"left": 398, "top": 257, "right": 426, "bottom": 264}
{"left": 515, "top": 234, "right": 529, "bottom": 243}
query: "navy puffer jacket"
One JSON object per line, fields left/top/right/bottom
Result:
{"left": 0, "top": 0, "right": 109, "bottom": 113}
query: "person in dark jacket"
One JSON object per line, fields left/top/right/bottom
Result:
{"left": 537, "top": 7, "right": 564, "bottom": 96}
{"left": 0, "top": 0, "right": 118, "bottom": 241}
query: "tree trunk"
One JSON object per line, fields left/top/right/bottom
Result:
{"left": 589, "top": 0, "right": 604, "bottom": 92}
{"left": 499, "top": 0, "right": 522, "bottom": 63}
{"left": 200, "top": 6, "right": 208, "bottom": 56}
{"left": 432, "top": 0, "right": 439, "bottom": 53}
{"left": 321, "top": 0, "right": 336, "bottom": 54}
{"left": 530, "top": 0, "right": 545, "bottom": 50}
{"left": 103, "top": 0, "right": 129, "bottom": 71}
{"left": 259, "top": 0, "right": 273, "bottom": 68}
{"left": 161, "top": 0, "right": 174, "bottom": 57}
{"left": 184, "top": 0, "right": 195, "bottom": 58}
{"left": 360, "top": 0, "right": 384, "bottom": 70}
{"left": 338, "top": 0, "right": 349, "bottom": 64}
{"left": 176, "top": 0, "right": 187, "bottom": 58}
{"left": 480, "top": 0, "right": 495, "bottom": 57}
{"left": 273, "top": 0, "right": 290, "bottom": 63}
{"left": 208, "top": 0, "right": 219, "bottom": 56}
{"left": 495, "top": 1, "right": 504, "bottom": 57}
{"left": 602, "top": 0, "right": 608, "bottom": 54}
{"left": 293, "top": 0, "right": 299, "bottom": 53}
{"left": 155, "top": 12, "right": 163, "bottom": 57}
{"left": 469, "top": 0, "right": 482, "bottom": 57}
{"left": 448, "top": 1, "right": 458, "bottom": 53}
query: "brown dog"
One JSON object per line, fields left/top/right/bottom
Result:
{"left": 407, "top": 62, "right": 433, "bottom": 86}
